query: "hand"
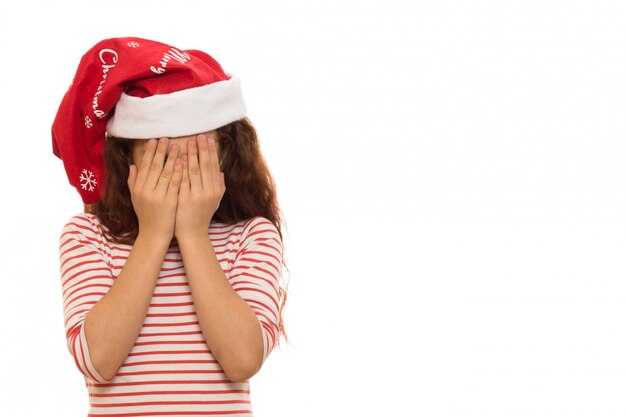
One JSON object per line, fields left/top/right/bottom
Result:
{"left": 175, "top": 134, "right": 225, "bottom": 239}
{"left": 127, "top": 137, "right": 183, "bottom": 242}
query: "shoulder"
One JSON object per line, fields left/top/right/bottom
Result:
{"left": 240, "top": 216, "right": 280, "bottom": 240}
{"left": 58, "top": 213, "right": 113, "bottom": 269}
{"left": 59, "top": 212, "right": 106, "bottom": 242}
{"left": 238, "top": 216, "right": 282, "bottom": 253}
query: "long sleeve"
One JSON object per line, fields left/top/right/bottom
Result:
{"left": 229, "top": 216, "right": 284, "bottom": 366}
{"left": 58, "top": 214, "right": 115, "bottom": 384}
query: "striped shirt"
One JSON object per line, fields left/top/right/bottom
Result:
{"left": 58, "top": 212, "right": 283, "bottom": 416}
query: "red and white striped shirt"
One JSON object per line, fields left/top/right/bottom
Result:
{"left": 59, "top": 212, "right": 283, "bottom": 416}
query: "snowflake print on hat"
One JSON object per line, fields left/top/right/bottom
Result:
{"left": 84, "top": 116, "right": 93, "bottom": 128}
{"left": 79, "top": 169, "right": 98, "bottom": 192}
{"left": 127, "top": 41, "right": 140, "bottom": 48}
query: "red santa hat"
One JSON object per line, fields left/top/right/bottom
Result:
{"left": 51, "top": 36, "right": 246, "bottom": 205}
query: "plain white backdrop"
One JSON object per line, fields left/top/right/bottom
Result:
{"left": 1, "top": 0, "right": 625, "bottom": 416}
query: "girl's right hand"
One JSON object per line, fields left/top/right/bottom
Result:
{"left": 127, "top": 137, "right": 183, "bottom": 242}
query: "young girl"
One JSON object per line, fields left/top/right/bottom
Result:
{"left": 52, "top": 37, "right": 289, "bottom": 416}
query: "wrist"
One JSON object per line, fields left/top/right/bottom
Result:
{"left": 175, "top": 231, "right": 210, "bottom": 245}
{"left": 136, "top": 230, "right": 174, "bottom": 248}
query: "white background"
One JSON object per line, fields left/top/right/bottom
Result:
{"left": 1, "top": 1, "right": 625, "bottom": 416}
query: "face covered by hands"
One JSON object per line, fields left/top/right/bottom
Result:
{"left": 130, "top": 131, "right": 225, "bottom": 241}
{"left": 176, "top": 133, "right": 225, "bottom": 239}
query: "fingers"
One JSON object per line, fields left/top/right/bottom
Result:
{"left": 127, "top": 164, "right": 136, "bottom": 190}
{"left": 187, "top": 137, "right": 202, "bottom": 193}
{"left": 144, "top": 137, "right": 169, "bottom": 190}
{"left": 156, "top": 143, "right": 181, "bottom": 196}
{"left": 180, "top": 154, "right": 190, "bottom": 196}
{"left": 206, "top": 136, "right": 222, "bottom": 189}
{"left": 196, "top": 134, "right": 217, "bottom": 188}
{"left": 135, "top": 138, "right": 157, "bottom": 188}
{"left": 167, "top": 153, "right": 184, "bottom": 198}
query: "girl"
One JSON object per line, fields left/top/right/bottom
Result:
{"left": 53, "top": 37, "right": 289, "bottom": 416}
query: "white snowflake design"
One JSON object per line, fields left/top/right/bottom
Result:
{"left": 79, "top": 169, "right": 98, "bottom": 192}
{"left": 127, "top": 41, "right": 140, "bottom": 48}
{"left": 84, "top": 115, "right": 93, "bottom": 128}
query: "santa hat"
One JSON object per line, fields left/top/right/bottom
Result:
{"left": 51, "top": 36, "right": 246, "bottom": 205}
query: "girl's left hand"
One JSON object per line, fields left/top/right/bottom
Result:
{"left": 175, "top": 134, "right": 225, "bottom": 239}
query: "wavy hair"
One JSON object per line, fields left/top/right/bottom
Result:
{"left": 85, "top": 116, "right": 291, "bottom": 348}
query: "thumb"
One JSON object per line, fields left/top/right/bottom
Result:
{"left": 127, "top": 164, "right": 136, "bottom": 189}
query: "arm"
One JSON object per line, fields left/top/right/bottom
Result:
{"left": 178, "top": 233, "right": 263, "bottom": 383}
{"left": 59, "top": 215, "right": 171, "bottom": 383}
{"left": 84, "top": 233, "right": 171, "bottom": 382}
{"left": 178, "top": 216, "right": 283, "bottom": 383}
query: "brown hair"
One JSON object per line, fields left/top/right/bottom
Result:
{"left": 85, "top": 116, "right": 291, "bottom": 348}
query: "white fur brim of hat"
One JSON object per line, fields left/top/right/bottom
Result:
{"left": 106, "top": 73, "right": 246, "bottom": 139}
